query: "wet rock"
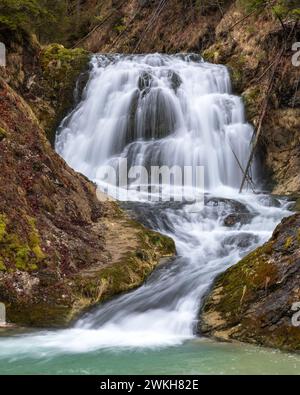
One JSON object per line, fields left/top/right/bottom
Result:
{"left": 199, "top": 213, "right": 300, "bottom": 352}
{"left": 205, "top": 197, "right": 249, "bottom": 212}
{"left": 138, "top": 71, "right": 152, "bottom": 96}
{"left": 223, "top": 214, "right": 237, "bottom": 226}
{"left": 185, "top": 53, "right": 203, "bottom": 63}
{"left": 167, "top": 70, "right": 182, "bottom": 92}
{"left": 205, "top": 197, "right": 254, "bottom": 226}
{"left": 222, "top": 233, "right": 259, "bottom": 250}
{"left": 256, "top": 195, "right": 281, "bottom": 208}
{"left": 223, "top": 213, "right": 253, "bottom": 227}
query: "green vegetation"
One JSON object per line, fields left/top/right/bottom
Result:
{"left": 210, "top": 240, "right": 278, "bottom": 317}
{"left": 0, "top": 214, "right": 7, "bottom": 242}
{"left": 0, "top": 0, "right": 106, "bottom": 46}
{"left": 0, "top": 0, "right": 49, "bottom": 32}
{"left": 39, "top": 43, "right": 89, "bottom": 140}
{"left": 242, "top": 85, "right": 263, "bottom": 120}
{"left": 0, "top": 214, "right": 46, "bottom": 272}
{"left": 0, "top": 127, "right": 7, "bottom": 141}
{"left": 240, "top": 0, "right": 300, "bottom": 21}
{"left": 114, "top": 24, "right": 127, "bottom": 33}
{"left": 41, "top": 44, "right": 89, "bottom": 80}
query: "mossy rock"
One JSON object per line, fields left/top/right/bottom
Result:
{"left": 40, "top": 44, "right": 90, "bottom": 143}
{"left": 226, "top": 54, "right": 248, "bottom": 94}
{"left": 2, "top": 210, "right": 175, "bottom": 327}
{"left": 202, "top": 47, "right": 220, "bottom": 63}
{"left": 200, "top": 213, "right": 300, "bottom": 352}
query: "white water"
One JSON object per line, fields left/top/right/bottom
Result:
{"left": 56, "top": 54, "right": 253, "bottom": 190}
{"left": 0, "top": 54, "right": 292, "bottom": 359}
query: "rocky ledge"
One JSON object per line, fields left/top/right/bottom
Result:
{"left": 199, "top": 213, "right": 300, "bottom": 352}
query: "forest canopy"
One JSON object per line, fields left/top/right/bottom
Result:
{"left": 0, "top": 0, "right": 103, "bottom": 45}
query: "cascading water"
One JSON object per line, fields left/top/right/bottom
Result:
{"left": 56, "top": 54, "right": 254, "bottom": 190}
{"left": 55, "top": 53, "right": 288, "bottom": 344}
{"left": 0, "top": 54, "right": 297, "bottom": 374}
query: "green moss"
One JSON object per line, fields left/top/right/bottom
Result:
{"left": 15, "top": 245, "right": 31, "bottom": 270}
{"left": 0, "top": 127, "right": 7, "bottom": 141}
{"left": 78, "top": 251, "right": 157, "bottom": 304}
{"left": 202, "top": 47, "right": 220, "bottom": 63}
{"left": 75, "top": 224, "right": 175, "bottom": 316}
{"left": 31, "top": 245, "right": 45, "bottom": 260}
{"left": 27, "top": 216, "right": 46, "bottom": 260}
{"left": 0, "top": 215, "right": 45, "bottom": 272}
{"left": 0, "top": 258, "right": 6, "bottom": 272}
{"left": 145, "top": 230, "right": 175, "bottom": 254}
{"left": 41, "top": 44, "right": 89, "bottom": 83}
{"left": 284, "top": 236, "right": 293, "bottom": 249}
{"left": 242, "top": 85, "right": 262, "bottom": 120}
{"left": 114, "top": 25, "right": 126, "bottom": 33}
{"left": 0, "top": 215, "right": 7, "bottom": 242}
{"left": 227, "top": 54, "right": 248, "bottom": 94}
{"left": 40, "top": 43, "right": 90, "bottom": 142}
{"left": 210, "top": 241, "right": 277, "bottom": 317}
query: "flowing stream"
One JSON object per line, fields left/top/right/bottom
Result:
{"left": 0, "top": 54, "right": 299, "bottom": 375}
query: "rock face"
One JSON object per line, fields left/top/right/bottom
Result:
{"left": 0, "top": 40, "right": 175, "bottom": 328}
{"left": 199, "top": 214, "right": 300, "bottom": 352}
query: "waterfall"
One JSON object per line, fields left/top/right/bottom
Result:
{"left": 0, "top": 54, "right": 290, "bottom": 358}
{"left": 56, "top": 54, "right": 254, "bottom": 192}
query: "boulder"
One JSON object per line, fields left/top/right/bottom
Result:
{"left": 199, "top": 213, "right": 300, "bottom": 352}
